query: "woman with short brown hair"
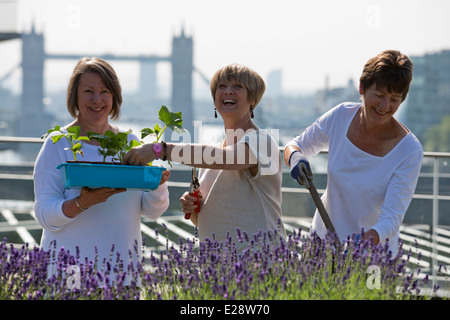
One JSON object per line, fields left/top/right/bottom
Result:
{"left": 284, "top": 50, "right": 422, "bottom": 257}
{"left": 34, "top": 57, "right": 170, "bottom": 284}
{"left": 66, "top": 57, "right": 122, "bottom": 120}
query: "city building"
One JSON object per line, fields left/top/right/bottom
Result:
{"left": 314, "top": 76, "right": 360, "bottom": 116}
{"left": 266, "top": 69, "right": 283, "bottom": 99}
{"left": 404, "top": 50, "right": 450, "bottom": 146}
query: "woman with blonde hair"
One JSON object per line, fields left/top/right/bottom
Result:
{"left": 123, "top": 63, "right": 286, "bottom": 250}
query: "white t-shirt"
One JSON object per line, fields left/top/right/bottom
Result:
{"left": 33, "top": 127, "right": 169, "bottom": 280}
{"left": 197, "top": 129, "right": 286, "bottom": 251}
{"left": 286, "top": 103, "right": 423, "bottom": 256}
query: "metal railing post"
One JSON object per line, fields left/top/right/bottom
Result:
{"left": 431, "top": 155, "right": 439, "bottom": 290}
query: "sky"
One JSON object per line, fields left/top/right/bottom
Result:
{"left": 1, "top": 0, "right": 450, "bottom": 97}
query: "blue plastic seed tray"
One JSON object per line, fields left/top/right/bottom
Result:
{"left": 56, "top": 162, "right": 164, "bottom": 191}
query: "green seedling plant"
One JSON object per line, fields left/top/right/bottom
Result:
{"left": 140, "top": 105, "right": 185, "bottom": 166}
{"left": 42, "top": 125, "right": 90, "bottom": 161}
{"left": 42, "top": 106, "right": 183, "bottom": 165}
{"left": 87, "top": 129, "right": 142, "bottom": 163}
{"left": 141, "top": 105, "right": 185, "bottom": 142}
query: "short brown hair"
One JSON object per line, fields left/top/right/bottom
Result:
{"left": 67, "top": 57, "right": 122, "bottom": 120}
{"left": 210, "top": 63, "right": 266, "bottom": 108}
{"left": 359, "top": 50, "right": 413, "bottom": 101}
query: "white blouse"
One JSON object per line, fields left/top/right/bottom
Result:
{"left": 34, "top": 128, "right": 169, "bottom": 280}
{"left": 286, "top": 103, "right": 423, "bottom": 256}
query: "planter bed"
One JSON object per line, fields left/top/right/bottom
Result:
{"left": 57, "top": 162, "right": 164, "bottom": 191}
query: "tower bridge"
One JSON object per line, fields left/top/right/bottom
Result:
{"left": 45, "top": 53, "right": 171, "bottom": 63}
{"left": 0, "top": 26, "right": 204, "bottom": 138}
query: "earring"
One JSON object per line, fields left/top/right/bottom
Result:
{"left": 250, "top": 106, "right": 254, "bottom": 118}
{"left": 214, "top": 108, "right": 218, "bottom": 118}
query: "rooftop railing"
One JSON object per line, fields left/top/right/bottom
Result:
{"left": 1, "top": 136, "right": 449, "bottom": 294}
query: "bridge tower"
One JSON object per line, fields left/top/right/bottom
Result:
{"left": 19, "top": 25, "right": 51, "bottom": 138}
{"left": 171, "top": 29, "right": 194, "bottom": 137}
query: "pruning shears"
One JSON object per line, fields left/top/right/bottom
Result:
{"left": 185, "top": 167, "right": 200, "bottom": 219}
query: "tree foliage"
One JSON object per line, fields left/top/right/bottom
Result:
{"left": 425, "top": 115, "right": 450, "bottom": 152}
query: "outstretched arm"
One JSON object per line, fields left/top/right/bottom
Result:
{"left": 123, "top": 142, "right": 258, "bottom": 171}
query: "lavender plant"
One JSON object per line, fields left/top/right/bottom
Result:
{"left": 0, "top": 228, "right": 443, "bottom": 300}
{"left": 140, "top": 228, "right": 437, "bottom": 300}
{"left": 0, "top": 238, "right": 142, "bottom": 300}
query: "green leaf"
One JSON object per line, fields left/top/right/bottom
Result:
{"left": 127, "top": 139, "right": 142, "bottom": 150}
{"left": 87, "top": 129, "right": 133, "bottom": 162}
{"left": 115, "top": 131, "right": 130, "bottom": 143}
{"left": 86, "top": 131, "right": 104, "bottom": 141}
{"left": 77, "top": 136, "right": 90, "bottom": 141}
{"left": 50, "top": 134, "right": 65, "bottom": 144}
{"left": 105, "top": 130, "right": 117, "bottom": 138}
{"left": 67, "top": 126, "right": 81, "bottom": 139}
{"left": 105, "top": 149, "right": 120, "bottom": 156}
{"left": 41, "top": 125, "right": 61, "bottom": 139}
{"left": 153, "top": 123, "right": 162, "bottom": 136}
{"left": 158, "top": 105, "right": 185, "bottom": 131}
{"left": 141, "top": 128, "right": 155, "bottom": 139}
{"left": 72, "top": 142, "right": 83, "bottom": 152}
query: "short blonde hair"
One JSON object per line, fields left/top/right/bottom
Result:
{"left": 210, "top": 63, "right": 266, "bottom": 107}
{"left": 67, "top": 57, "right": 122, "bottom": 120}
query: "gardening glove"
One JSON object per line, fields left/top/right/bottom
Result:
{"left": 289, "top": 151, "right": 313, "bottom": 189}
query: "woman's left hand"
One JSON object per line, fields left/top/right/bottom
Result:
{"left": 363, "top": 229, "right": 380, "bottom": 245}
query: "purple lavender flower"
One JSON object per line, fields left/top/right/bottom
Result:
{"left": 0, "top": 221, "right": 429, "bottom": 300}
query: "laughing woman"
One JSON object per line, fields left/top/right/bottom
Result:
{"left": 123, "top": 63, "right": 286, "bottom": 250}
{"left": 284, "top": 50, "right": 423, "bottom": 257}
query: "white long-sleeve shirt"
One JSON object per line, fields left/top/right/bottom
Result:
{"left": 286, "top": 103, "right": 423, "bottom": 256}
{"left": 33, "top": 127, "right": 169, "bottom": 277}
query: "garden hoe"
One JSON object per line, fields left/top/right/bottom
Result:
{"left": 305, "top": 177, "right": 335, "bottom": 234}
{"left": 304, "top": 176, "right": 342, "bottom": 249}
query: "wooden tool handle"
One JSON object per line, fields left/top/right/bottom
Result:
{"left": 307, "top": 179, "right": 336, "bottom": 234}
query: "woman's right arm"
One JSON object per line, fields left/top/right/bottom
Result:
{"left": 283, "top": 106, "right": 334, "bottom": 166}
{"left": 34, "top": 138, "right": 127, "bottom": 228}
{"left": 33, "top": 136, "right": 75, "bottom": 230}
{"left": 283, "top": 108, "right": 335, "bottom": 186}
{"left": 123, "top": 142, "right": 258, "bottom": 172}
{"left": 283, "top": 145, "right": 302, "bottom": 167}
{"left": 61, "top": 187, "right": 126, "bottom": 218}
